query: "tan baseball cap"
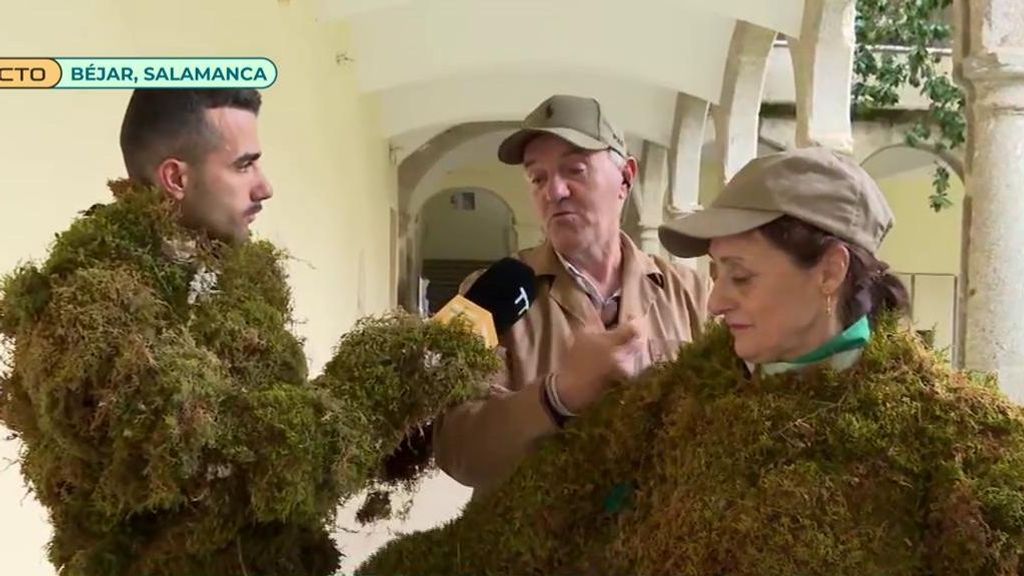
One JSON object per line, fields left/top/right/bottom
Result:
{"left": 498, "top": 94, "right": 627, "bottom": 165}
{"left": 659, "top": 147, "right": 894, "bottom": 258}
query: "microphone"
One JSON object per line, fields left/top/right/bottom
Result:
{"left": 464, "top": 257, "right": 537, "bottom": 334}
{"left": 432, "top": 257, "right": 538, "bottom": 347}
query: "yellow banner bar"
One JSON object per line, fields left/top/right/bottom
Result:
{"left": 0, "top": 59, "right": 62, "bottom": 88}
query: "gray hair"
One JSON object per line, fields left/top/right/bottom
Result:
{"left": 608, "top": 149, "right": 634, "bottom": 194}
{"left": 608, "top": 149, "right": 628, "bottom": 169}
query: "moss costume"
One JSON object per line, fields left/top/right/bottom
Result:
{"left": 0, "top": 181, "right": 499, "bottom": 576}
{"left": 360, "top": 319, "right": 1024, "bottom": 575}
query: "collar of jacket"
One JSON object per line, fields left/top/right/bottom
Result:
{"left": 525, "top": 232, "right": 664, "bottom": 328}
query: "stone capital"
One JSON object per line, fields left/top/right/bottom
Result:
{"left": 961, "top": 51, "right": 1024, "bottom": 111}
{"left": 962, "top": 49, "right": 1024, "bottom": 81}
{"left": 664, "top": 203, "right": 701, "bottom": 220}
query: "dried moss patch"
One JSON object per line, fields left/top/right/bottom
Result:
{"left": 0, "top": 180, "right": 499, "bottom": 576}
{"left": 360, "top": 322, "right": 1024, "bottom": 576}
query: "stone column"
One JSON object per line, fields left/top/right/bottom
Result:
{"left": 700, "top": 22, "right": 776, "bottom": 280}
{"left": 637, "top": 226, "right": 661, "bottom": 256}
{"left": 667, "top": 93, "right": 709, "bottom": 211}
{"left": 712, "top": 22, "right": 777, "bottom": 187}
{"left": 786, "top": 0, "right": 856, "bottom": 153}
{"left": 637, "top": 141, "right": 671, "bottom": 256}
{"left": 666, "top": 93, "right": 710, "bottom": 269}
{"left": 955, "top": 0, "right": 1024, "bottom": 400}
{"left": 405, "top": 213, "right": 425, "bottom": 314}
{"left": 395, "top": 209, "right": 416, "bottom": 313}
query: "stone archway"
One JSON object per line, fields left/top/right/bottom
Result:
{"left": 417, "top": 187, "right": 518, "bottom": 315}
{"left": 396, "top": 127, "right": 544, "bottom": 314}
{"left": 861, "top": 144, "right": 967, "bottom": 363}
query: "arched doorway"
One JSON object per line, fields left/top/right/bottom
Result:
{"left": 418, "top": 187, "right": 517, "bottom": 315}
{"left": 861, "top": 145, "right": 966, "bottom": 363}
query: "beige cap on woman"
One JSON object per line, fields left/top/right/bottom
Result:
{"left": 659, "top": 147, "right": 894, "bottom": 258}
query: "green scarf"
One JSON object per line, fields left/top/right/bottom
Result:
{"left": 760, "top": 315, "right": 871, "bottom": 375}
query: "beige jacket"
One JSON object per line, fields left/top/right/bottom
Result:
{"left": 433, "top": 234, "right": 711, "bottom": 494}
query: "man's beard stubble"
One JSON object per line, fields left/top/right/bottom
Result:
{"left": 179, "top": 182, "right": 249, "bottom": 245}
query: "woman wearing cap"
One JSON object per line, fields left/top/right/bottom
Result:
{"left": 658, "top": 145, "right": 907, "bottom": 372}
{"left": 360, "top": 147, "right": 1024, "bottom": 576}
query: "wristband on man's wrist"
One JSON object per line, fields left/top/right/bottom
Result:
{"left": 541, "top": 373, "right": 575, "bottom": 428}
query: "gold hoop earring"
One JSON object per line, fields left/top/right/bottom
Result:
{"left": 825, "top": 294, "right": 834, "bottom": 317}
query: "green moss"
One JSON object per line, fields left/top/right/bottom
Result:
{"left": 360, "top": 322, "right": 1024, "bottom": 575}
{"left": 0, "top": 180, "right": 499, "bottom": 576}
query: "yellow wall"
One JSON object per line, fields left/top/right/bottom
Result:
{"left": 0, "top": 1, "right": 398, "bottom": 574}
{"left": 876, "top": 166, "right": 965, "bottom": 358}
{"left": 875, "top": 166, "right": 964, "bottom": 276}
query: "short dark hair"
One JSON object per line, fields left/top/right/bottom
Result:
{"left": 759, "top": 216, "right": 910, "bottom": 327}
{"left": 119, "top": 89, "right": 262, "bottom": 183}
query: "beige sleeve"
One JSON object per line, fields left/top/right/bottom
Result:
{"left": 432, "top": 351, "right": 558, "bottom": 492}
{"left": 433, "top": 263, "right": 560, "bottom": 492}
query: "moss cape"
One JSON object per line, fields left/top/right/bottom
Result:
{"left": 0, "top": 181, "right": 500, "bottom": 576}
{"left": 360, "top": 319, "right": 1024, "bottom": 575}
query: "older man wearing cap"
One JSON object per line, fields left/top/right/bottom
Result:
{"left": 433, "top": 95, "right": 710, "bottom": 494}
